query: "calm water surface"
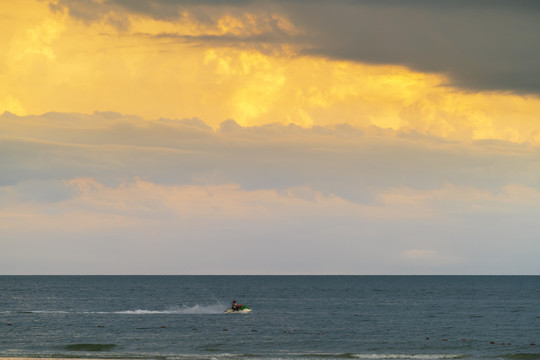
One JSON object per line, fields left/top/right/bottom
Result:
{"left": 0, "top": 276, "right": 539, "bottom": 360}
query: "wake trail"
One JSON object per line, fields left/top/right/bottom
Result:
{"left": 7, "top": 303, "right": 227, "bottom": 315}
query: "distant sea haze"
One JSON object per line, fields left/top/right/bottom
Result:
{"left": 1, "top": 276, "right": 539, "bottom": 360}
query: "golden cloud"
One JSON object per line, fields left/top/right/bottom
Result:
{"left": 2, "top": 0, "right": 540, "bottom": 145}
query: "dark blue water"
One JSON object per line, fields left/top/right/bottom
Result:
{"left": 1, "top": 276, "right": 539, "bottom": 360}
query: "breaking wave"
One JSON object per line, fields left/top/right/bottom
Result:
{"left": 64, "top": 343, "right": 117, "bottom": 351}
{"left": 349, "top": 355, "right": 468, "bottom": 360}
{"left": 299, "top": 355, "right": 468, "bottom": 360}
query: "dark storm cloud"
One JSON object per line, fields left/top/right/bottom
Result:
{"left": 289, "top": 0, "right": 540, "bottom": 94}
{"left": 54, "top": 0, "right": 540, "bottom": 94}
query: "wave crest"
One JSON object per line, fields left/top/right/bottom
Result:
{"left": 350, "top": 355, "right": 468, "bottom": 360}
{"left": 64, "top": 343, "right": 117, "bottom": 351}
{"left": 304, "top": 355, "right": 468, "bottom": 360}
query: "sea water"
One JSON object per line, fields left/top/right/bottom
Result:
{"left": 0, "top": 276, "right": 539, "bottom": 360}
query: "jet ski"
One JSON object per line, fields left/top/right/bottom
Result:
{"left": 225, "top": 305, "right": 252, "bottom": 313}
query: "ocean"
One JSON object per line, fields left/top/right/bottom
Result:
{"left": 0, "top": 276, "right": 539, "bottom": 360}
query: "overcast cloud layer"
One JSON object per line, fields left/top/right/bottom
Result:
{"left": 54, "top": 0, "right": 540, "bottom": 94}
{"left": 2, "top": 112, "right": 540, "bottom": 274}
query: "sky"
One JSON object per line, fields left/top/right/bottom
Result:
{"left": 1, "top": 0, "right": 540, "bottom": 275}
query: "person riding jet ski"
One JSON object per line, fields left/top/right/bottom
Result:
{"left": 231, "top": 300, "right": 248, "bottom": 311}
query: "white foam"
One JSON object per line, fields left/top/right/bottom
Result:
{"left": 10, "top": 303, "right": 227, "bottom": 315}
{"left": 352, "top": 355, "right": 466, "bottom": 360}
{"left": 115, "top": 304, "right": 226, "bottom": 315}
